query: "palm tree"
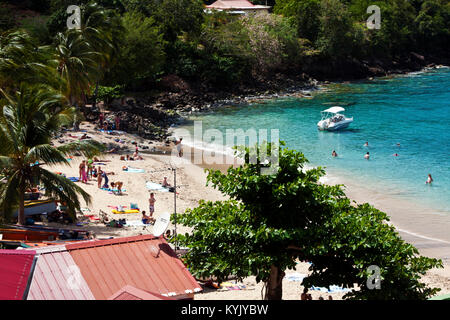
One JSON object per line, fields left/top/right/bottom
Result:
{"left": 0, "top": 30, "right": 56, "bottom": 91}
{"left": 0, "top": 83, "right": 104, "bottom": 225}
{"left": 52, "top": 29, "right": 99, "bottom": 107}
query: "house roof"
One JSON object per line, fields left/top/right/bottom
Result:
{"left": 65, "top": 235, "right": 202, "bottom": 299}
{"left": 108, "top": 285, "right": 175, "bottom": 300}
{"left": 26, "top": 245, "right": 95, "bottom": 300}
{"left": 206, "top": 0, "right": 271, "bottom": 10}
{"left": 0, "top": 249, "right": 36, "bottom": 300}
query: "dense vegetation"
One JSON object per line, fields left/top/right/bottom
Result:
{"left": 1, "top": 0, "right": 448, "bottom": 92}
{"left": 175, "top": 142, "right": 443, "bottom": 300}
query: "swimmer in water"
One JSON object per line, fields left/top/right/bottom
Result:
{"left": 393, "top": 153, "right": 399, "bottom": 157}
{"left": 426, "top": 174, "right": 433, "bottom": 184}
{"left": 332, "top": 150, "right": 338, "bottom": 157}
{"left": 364, "top": 152, "right": 370, "bottom": 159}
{"left": 364, "top": 141, "right": 369, "bottom": 147}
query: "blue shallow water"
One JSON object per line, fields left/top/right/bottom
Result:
{"left": 181, "top": 68, "right": 450, "bottom": 213}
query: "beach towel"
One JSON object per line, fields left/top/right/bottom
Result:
{"left": 94, "top": 162, "right": 107, "bottom": 165}
{"left": 146, "top": 182, "right": 169, "bottom": 192}
{"left": 125, "top": 167, "right": 145, "bottom": 173}
{"left": 67, "top": 177, "right": 79, "bottom": 182}
{"left": 107, "top": 205, "right": 128, "bottom": 209}
{"left": 101, "top": 187, "right": 127, "bottom": 192}
{"left": 286, "top": 273, "right": 307, "bottom": 282}
{"left": 124, "top": 220, "right": 150, "bottom": 228}
{"left": 310, "top": 285, "right": 351, "bottom": 293}
{"left": 112, "top": 209, "right": 140, "bottom": 214}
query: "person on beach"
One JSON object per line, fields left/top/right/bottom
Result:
{"left": 426, "top": 174, "right": 433, "bottom": 184}
{"left": 115, "top": 115, "right": 120, "bottom": 130}
{"left": 79, "top": 161, "right": 88, "bottom": 183}
{"left": 142, "top": 211, "right": 155, "bottom": 224}
{"left": 364, "top": 152, "right": 370, "bottom": 159}
{"left": 99, "top": 112, "right": 104, "bottom": 127}
{"left": 175, "top": 138, "right": 183, "bottom": 157}
{"left": 97, "top": 167, "right": 103, "bottom": 188}
{"left": 111, "top": 181, "right": 123, "bottom": 194}
{"left": 78, "top": 161, "right": 83, "bottom": 180}
{"left": 162, "top": 176, "right": 175, "bottom": 192}
{"left": 162, "top": 177, "right": 170, "bottom": 187}
{"left": 149, "top": 193, "right": 156, "bottom": 216}
{"left": 102, "top": 171, "right": 109, "bottom": 188}
{"left": 87, "top": 159, "right": 94, "bottom": 179}
{"left": 332, "top": 150, "right": 338, "bottom": 157}
{"left": 301, "top": 288, "right": 312, "bottom": 300}
{"left": 133, "top": 149, "right": 143, "bottom": 160}
{"left": 364, "top": 141, "right": 369, "bottom": 147}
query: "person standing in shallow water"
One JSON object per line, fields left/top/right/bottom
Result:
{"left": 426, "top": 174, "right": 433, "bottom": 184}
{"left": 364, "top": 152, "right": 370, "bottom": 159}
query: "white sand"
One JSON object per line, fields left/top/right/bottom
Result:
{"left": 41, "top": 122, "right": 450, "bottom": 300}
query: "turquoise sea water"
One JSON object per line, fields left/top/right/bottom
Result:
{"left": 179, "top": 68, "right": 450, "bottom": 214}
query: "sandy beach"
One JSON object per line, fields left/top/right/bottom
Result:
{"left": 42, "top": 122, "right": 450, "bottom": 300}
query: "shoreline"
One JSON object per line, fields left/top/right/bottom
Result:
{"left": 166, "top": 66, "right": 450, "bottom": 264}
{"left": 39, "top": 122, "right": 450, "bottom": 299}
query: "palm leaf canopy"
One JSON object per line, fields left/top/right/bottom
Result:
{"left": 0, "top": 83, "right": 104, "bottom": 221}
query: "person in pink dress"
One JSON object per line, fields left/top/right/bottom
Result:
{"left": 80, "top": 160, "right": 88, "bottom": 183}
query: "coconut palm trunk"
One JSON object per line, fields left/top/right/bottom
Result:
{"left": 18, "top": 185, "right": 25, "bottom": 225}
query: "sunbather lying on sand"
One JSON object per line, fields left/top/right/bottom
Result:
{"left": 106, "top": 147, "right": 118, "bottom": 153}
{"left": 93, "top": 157, "right": 111, "bottom": 162}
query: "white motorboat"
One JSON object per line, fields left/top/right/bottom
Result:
{"left": 317, "top": 106, "right": 353, "bottom": 131}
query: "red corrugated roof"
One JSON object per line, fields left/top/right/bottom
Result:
{"left": 26, "top": 245, "right": 95, "bottom": 300}
{"left": 0, "top": 249, "right": 36, "bottom": 300}
{"left": 108, "top": 285, "right": 175, "bottom": 300}
{"left": 66, "top": 235, "right": 202, "bottom": 300}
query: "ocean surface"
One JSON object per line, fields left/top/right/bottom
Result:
{"left": 175, "top": 67, "right": 450, "bottom": 215}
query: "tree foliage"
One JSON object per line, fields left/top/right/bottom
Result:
{"left": 0, "top": 83, "right": 104, "bottom": 224}
{"left": 175, "top": 142, "right": 442, "bottom": 300}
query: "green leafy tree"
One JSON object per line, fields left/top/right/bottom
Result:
{"left": 175, "top": 142, "right": 442, "bottom": 300}
{"left": 274, "top": 0, "right": 322, "bottom": 42}
{"left": 0, "top": 83, "right": 104, "bottom": 225}
{"left": 316, "top": 0, "right": 357, "bottom": 58}
{"left": 105, "top": 11, "right": 165, "bottom": 89}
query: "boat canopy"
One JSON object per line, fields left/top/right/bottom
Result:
{"left": 322, "top": 106, "right": 345, "bottom": 114}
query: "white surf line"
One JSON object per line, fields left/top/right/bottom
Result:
{"left": 394, "top": 226, "right": 450, "bottom": 245}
